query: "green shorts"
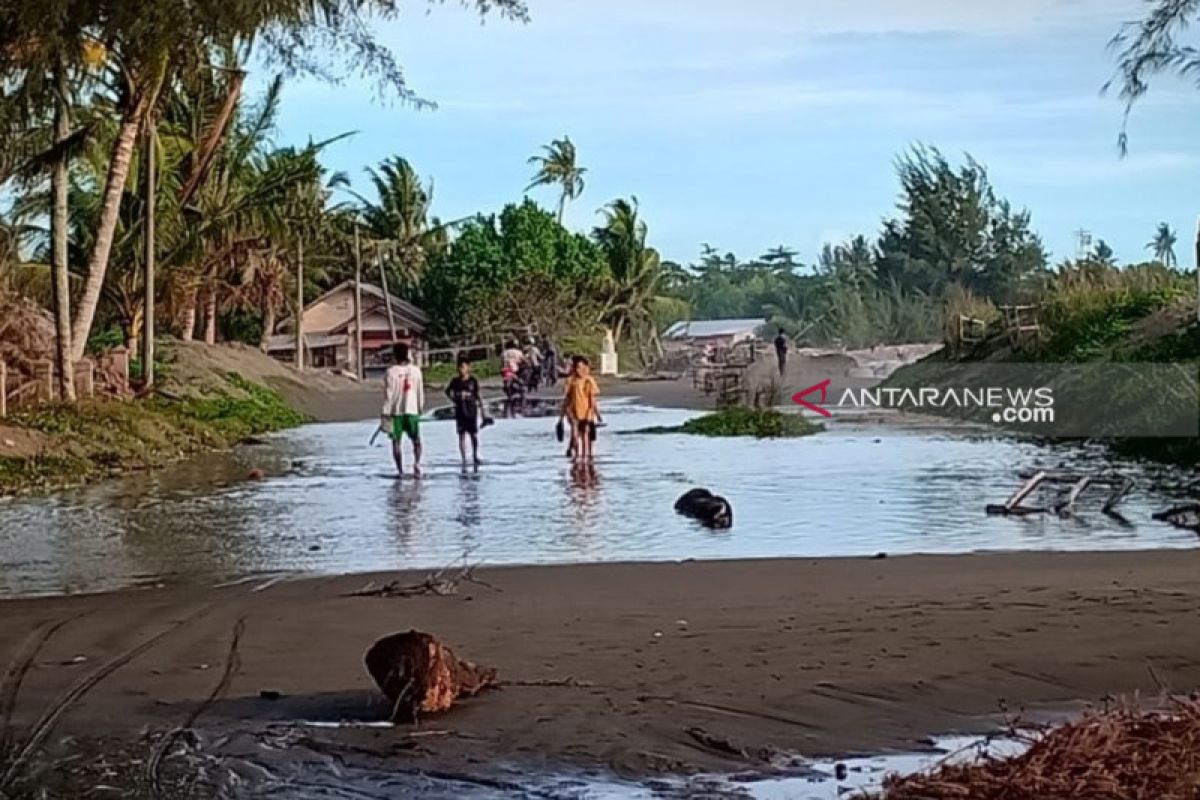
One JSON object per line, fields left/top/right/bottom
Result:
{"left": 391, "top": 414, "right": 421, "bottom": 440}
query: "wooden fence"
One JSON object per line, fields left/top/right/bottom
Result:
{"left": 0, "top": 348, "right": 130, "bottom": 418}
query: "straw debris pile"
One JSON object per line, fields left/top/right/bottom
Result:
{"left": 879, "top": 697, "right": 1200, "bottom": 800}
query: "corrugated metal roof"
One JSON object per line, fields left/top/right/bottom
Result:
{"left": 663, "top": 318, "right": 766, "bottom": 339}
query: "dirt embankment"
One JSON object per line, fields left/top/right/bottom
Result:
{"left": 3, "top": 551, "right": 1200, "bottom": 789}
{"left": 0, "top": 342, "right": 376, "bottom": 493}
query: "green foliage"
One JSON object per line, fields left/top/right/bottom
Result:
{"left": 166, "top": 372, "right": 307, "bottom": 439}
{"left": 875, "top": 146, "right": 1048, "bottom": 302}
{"left": 1041, "top": 263, "right": 1188, "bottom": 360}
{"left": 632, "top": 408, "right": 822, "bottom": 438}
{"left": 419, "top": 199, "right": 607, "bottom": 339}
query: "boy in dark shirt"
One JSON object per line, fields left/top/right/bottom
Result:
{"left": 446, "top": 357, "right": 483, "bottom": 467}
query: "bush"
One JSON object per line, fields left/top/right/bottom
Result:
{"left": 1041, "top": 264, "right": 1188, "bottom": 360}
{"left": 631, "top": 407, "right": 822, "bottom": 438}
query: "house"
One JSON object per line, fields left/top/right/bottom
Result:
{"left": 264, "top": 281, "right": 429, "bottom": 373}
{"left": 662, "top": 318, "right": 766, "bottom": 349}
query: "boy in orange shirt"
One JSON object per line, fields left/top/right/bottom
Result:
{"left": 560, "top": 355, "right": 601, "bottom": 461}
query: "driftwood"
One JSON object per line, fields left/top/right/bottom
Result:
{"left": 1153, "top": 504, "right": 1200, "bottom": 532}
{"left": 987, "top": 471, "right": 1134, "bottom": 518}
{"left": 364, "top": 631, "right": 497, "bottom": 722}
{"left": 347, "top": 559, "right": 500, "bottom": 599}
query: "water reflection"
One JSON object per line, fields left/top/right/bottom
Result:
{"left": 0, "top": 401, "right": 1196, "bottom": 597}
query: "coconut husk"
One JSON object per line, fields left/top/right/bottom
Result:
{"left": 364, "top": 631, "right": 497, "bottom": 722}
{"left": 878, "top": 696, "right": 1200, "bottom": 800}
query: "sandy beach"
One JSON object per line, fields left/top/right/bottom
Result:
{"left": 4, "top": 551, "right": 1199, "bottom": 784}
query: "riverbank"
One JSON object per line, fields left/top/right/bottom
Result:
{"left": 0, "top": 342, "right": 373, "bottom": 494}
{"left": 3, "top": 550, "right": 1198, "bottom": 793}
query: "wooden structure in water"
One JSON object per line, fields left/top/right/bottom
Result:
{"left": 986, "top": 470, "right": 1134, "bottom": 518}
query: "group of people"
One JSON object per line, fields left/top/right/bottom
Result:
{"left": 501, "top": 337, "right": 559, "bottom": 400}
{"left": 381, "top": 341, "right": 602, "bottom": 477}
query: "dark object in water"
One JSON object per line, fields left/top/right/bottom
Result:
{"left": 674, "top": 488, "right": 733, "bottom": 529}
{"left": 247, "top": 468, "right": 266, "bottom": 481}
{"left": 1153, "top": 504, "right": 1200, "bottom": 531}
{"left": 364, "top": 630, "right": 498, "bottom": 722}
{"left": 481, "top": 416, "right": 495, "bottom": 429}
{"left": 259, "top": 689, "right": 282, "bottom": 701}
{"left": 555, "top": 419, "right": 565, "bottom": 442}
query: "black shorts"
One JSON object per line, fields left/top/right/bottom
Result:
{"left": 455, "top": 408, "right": 479, "bottom": 435}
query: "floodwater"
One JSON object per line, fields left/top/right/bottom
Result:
{"left": 0, "top": 400, "right": 1194, "bottom": 597}
{"left": 198, "top": 730, "right": 1026, "bottom": 799}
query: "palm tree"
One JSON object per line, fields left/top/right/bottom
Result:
{"left": 1147, "top": 222, "right": 1178, "bottom": 267}
{"left": 760, "top": 245, "right": 799, "bottom": 271}
{"left": 594, "top": 197, "right": 663, "bottom": 358}
{"left": 356, "top": 156, "right": 436, "bottom": 287}
{"left": 526, "top": 136, "right": 586, "bottom": 224}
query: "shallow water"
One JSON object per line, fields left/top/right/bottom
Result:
{"left": 0, "top": 401, "right": 1194, "bottom": 596}
{"left": 202, "top": 730, "right": 1025, "bottom": 799}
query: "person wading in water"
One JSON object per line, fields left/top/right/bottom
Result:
{"left": 382, "top": 342, "right": 425, "bottom": 477}
{"left": 560, "top": 355, "right": 602, "bottom": 462}
{"left": 446, "top": 356, "right": 484, "bottom": 468}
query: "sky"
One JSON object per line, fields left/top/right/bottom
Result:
{"left": 262, "top": 0, "right": 1200, "bottom": 267}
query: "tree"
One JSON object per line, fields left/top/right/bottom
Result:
{"left": 3, "top": 0, "right": 528, "bottom": 363}
{"left": 420, "top": 199, "right": 605, "bottom": 339}
{"left": 876, "top": 146, "right": 1047, "bottom": 301}
{"left": 593, "top": 197, "right": 663, "bottom": 356}
{"left": 1148, "top": 222, "right": 1178, "bottom": 267}
{"left": 0, "top": 9, "right": 104, "bottom": 398}
{"left": 1107, "top": 1, "right": 1199, "bottom": 317}
{"left": 1091, "top": 239, "right": 1117, "bottom": 268}
{"left": 357, "top": 156, "right": 441, "bottom": 288}
{"left": 526, "top": 136, "right": 586, "bottom": 223}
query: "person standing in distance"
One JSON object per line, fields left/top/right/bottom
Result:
{"left": 774, "top": 328, "right": 789, "bottom": 376}
{"left": 383, "top": 342, "right": 425, "bottom": 477}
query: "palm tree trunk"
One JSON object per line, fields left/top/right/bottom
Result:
{"left": 612, "top": 316, "right": 626, "bottom": 347}
{"left": 260, "top": 302, "right": 276, "bottom": 351}
{"left": 70, "top": 90, "right": 152, "bottom": 361}
{"left": 180, "top": 290, "right": 197, "bottom": 342}
{"left": 557, "top": 192, "right": 566, "bottom": 225}
{"left": 50, "top": 65, "right": 76, "bottom": 401}
{"left": 204, "top": 288, "right": 217, "bottom": 345}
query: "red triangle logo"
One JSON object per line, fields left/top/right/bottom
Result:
{"left": 791, "top": 378, "right": 833, "bottom": 417}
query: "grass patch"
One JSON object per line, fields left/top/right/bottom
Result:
{"left": 630, "top": 407, "right": 822, "bottom": 438}
{"left": 1, "top": 373, "right": 309, "bottom": 494}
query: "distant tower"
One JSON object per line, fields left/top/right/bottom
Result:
{"left": 1074, "top": 229, "right": 1093, "bottom": 261}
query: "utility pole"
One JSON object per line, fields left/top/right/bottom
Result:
{"left": 142, "top": 116, "right": 156, "bottom": 388}
{"left": 295, "top": 239, "right": 305, "bottom": 370}
{"left": 354, "top": 228, "right": 364, "bottom": 379}
{"left": 377, "top": 256, "right": 399, "bottom": 345}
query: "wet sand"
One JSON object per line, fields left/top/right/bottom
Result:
{"left": 3, "top": 551, "right": 1200, "bottom": 779}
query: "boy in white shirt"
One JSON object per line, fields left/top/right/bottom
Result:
{"left": 382, "top": 342, "right": 425, "bottom": 477}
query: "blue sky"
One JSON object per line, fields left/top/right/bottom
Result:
{"left": 264, "top": 0, "right": 1199, "bottom": 267}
